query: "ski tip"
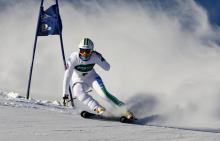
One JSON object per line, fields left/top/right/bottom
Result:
{"left": 81, "top": 111, "right": 89, "bottom": 118}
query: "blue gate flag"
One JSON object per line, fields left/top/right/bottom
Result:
{"left": 37, "top": 4, "right": 62, "bottom": 36}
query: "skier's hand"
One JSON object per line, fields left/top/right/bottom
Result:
{"left": 63, "top": 94, "right": 69, "bottom": 100}
{"left": 63, "top": 94, "right": 69, "bottom": 106}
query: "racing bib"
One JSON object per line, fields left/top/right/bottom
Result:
{"left": 74, "top": 64, "right": 95, "bottom": 72}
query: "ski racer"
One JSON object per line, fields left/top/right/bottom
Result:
{"left": 62, "top": 38, "right": 134, "bottom": 119}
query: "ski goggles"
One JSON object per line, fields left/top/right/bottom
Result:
{"left": 79, "top": 49, "right": 92, "bottom": 55}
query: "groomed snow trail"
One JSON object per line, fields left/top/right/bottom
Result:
{"left": 0, "top": 91, "right": 220, "bottom": 141}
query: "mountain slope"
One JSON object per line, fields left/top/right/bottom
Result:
{"left": 1, "top": 91, "right": 220, "bottom": 141}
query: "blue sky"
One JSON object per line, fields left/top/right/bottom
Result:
{"left": 195, "top": 0, "right": 220, "bottom": 26}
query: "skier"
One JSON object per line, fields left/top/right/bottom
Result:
{"left": 62, "top": 38, "right": 134, "bottom": 119}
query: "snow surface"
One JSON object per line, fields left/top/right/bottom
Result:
{"left": 1, "top": 91, "right": 220, "bottom": 141}
{"left": 1, "top": 1, "right": 220, "bottom": 140}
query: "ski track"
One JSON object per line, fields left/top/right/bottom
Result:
{"left": 0, "top": 91, "right": 220, "bottom": 141}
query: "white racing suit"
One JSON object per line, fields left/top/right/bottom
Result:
{"left": 63, "top": 51, "right": 124, "bottom": 111}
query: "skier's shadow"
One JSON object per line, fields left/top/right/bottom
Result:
{"left": 134, "top": 114, "right": 161, "bottom": 125}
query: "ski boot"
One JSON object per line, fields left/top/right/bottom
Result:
{"left": 94, "top": 107, "right": 105, "bottom": 115}
{"left": 123, "top": 110, "right": 135, "bottom": 120}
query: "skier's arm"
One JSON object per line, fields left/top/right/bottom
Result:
{"left": 93, "top": 51, "right": 110, "bottom": 71}
{"left": 63, "top": 58, "right": 74, "bottom": 96}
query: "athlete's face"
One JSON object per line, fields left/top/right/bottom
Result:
{"left": 79, "top": 49, "right": 92, "bottom": 58}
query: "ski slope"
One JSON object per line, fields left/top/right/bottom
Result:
{"left": 1, "top": 0, "right": 220, "bottom": 140}
{"left": 1, "top": 91, "right": 220, "bottom": 141}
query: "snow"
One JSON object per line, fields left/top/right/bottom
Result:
{"left": 1, "top": 91, "right": 220, "bottom": 141}
{"left": 1, "top": 0, "right": 220, "bottom": 140}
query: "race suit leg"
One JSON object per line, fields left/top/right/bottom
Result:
{"left": 92, "top": 76, "right": 124, "bottom": 107}
{"left": 73, "top": 83, "right": 102, "bottom": 111}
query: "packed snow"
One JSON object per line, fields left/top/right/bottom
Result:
{"left": 1, "top": 0, "right": 220, "bottom": 140}
{"left": 1, "top": 91, "right": 220, "bottom": 141}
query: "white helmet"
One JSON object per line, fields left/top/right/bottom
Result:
{"left": 78, "top": 38, "right": 94, "bottom": 50}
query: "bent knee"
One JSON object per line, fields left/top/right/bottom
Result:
{"left": 77, "top": 93, "right": 90, "bottom": 102}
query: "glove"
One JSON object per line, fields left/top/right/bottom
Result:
{"left": 63, "top": 94, "right": 69, "bottom": 100}
{"left": 63, "top": 94, "right": 69, "bottom": 106}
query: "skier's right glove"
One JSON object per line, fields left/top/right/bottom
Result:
{"left": 63, "top": 95, "right": 69, "bottom": 106}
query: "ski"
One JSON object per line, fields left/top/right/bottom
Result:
{"left": 80, "top": 111, "right": 136, "bottom": 123}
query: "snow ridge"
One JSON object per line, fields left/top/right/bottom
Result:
{"left": 0, "top": 91, "right": 76, "bottom": 114}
